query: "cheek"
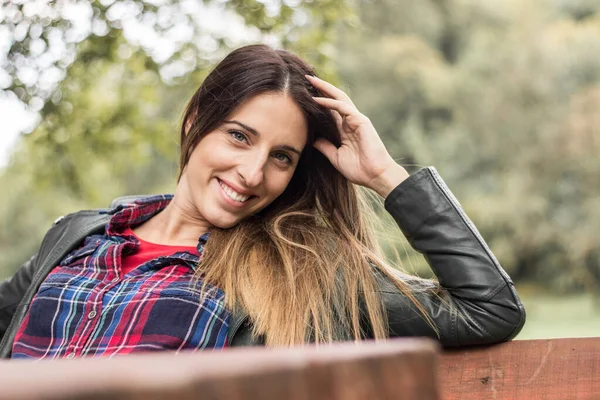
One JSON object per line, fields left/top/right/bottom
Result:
{"left": 188, "top": 140, "right": 231, "bottom": 174}
{"left": 264, "top": 169, "right": 296, "bottom": 199}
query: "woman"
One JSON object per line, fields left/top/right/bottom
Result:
{"left": 0, "top": 45, "right": 525, "bottom": 358}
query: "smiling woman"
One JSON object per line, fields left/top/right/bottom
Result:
{"left": 0, "top": 44, "right": 525, "bottom": 358}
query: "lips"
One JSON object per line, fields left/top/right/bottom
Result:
{"left": 217, "top": 179, "right": 254, "bottom": 203}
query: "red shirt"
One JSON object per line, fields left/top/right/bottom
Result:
{"left": 121, "top": 227, "right": 199, "bottom": 276}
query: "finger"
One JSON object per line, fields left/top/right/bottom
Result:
{"left": 306, "top": 75, "right": 354, "bottom": 104}
{"left": 331, "top": 109, "right": 344, "bottom": 131}
{"left": 313, "top": 138, "right": 338, "bottom": 165}
{"left": 312, "top": 96, "right": 358, "bottom": 119}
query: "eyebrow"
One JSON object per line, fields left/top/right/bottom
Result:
{"left": 223, "top": 120, "right": 303, "bottom": 156}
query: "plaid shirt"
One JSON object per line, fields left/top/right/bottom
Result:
{"left": 12, "top": 195, "right": 229, "bottom": 359}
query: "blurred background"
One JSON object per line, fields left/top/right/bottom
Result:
{"left": 1, "top": 0, "right": 599, "bottom": 340}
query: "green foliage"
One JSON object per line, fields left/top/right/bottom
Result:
{"left": 335, "top": 0, "right": 600, "bottom": 290}
{"left": 1, "top": 0, "right": 352, "bottom": 107}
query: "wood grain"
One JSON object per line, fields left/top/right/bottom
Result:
{"left": 439, "top": 337, "right": 600, "bottom": 400}
{"left": 0, "top": 338, "right": 439, "bottom": 400}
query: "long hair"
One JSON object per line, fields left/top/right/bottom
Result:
{"left": 180, "top": 44, "right": 438, "bottom": 346}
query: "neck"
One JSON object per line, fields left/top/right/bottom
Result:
{"left": 133, "top": 186, "right": 212, "bottom": 247}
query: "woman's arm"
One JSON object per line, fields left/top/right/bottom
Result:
{"left": 307, "top": 75, "right": 524, "bottom": 345}
{"left": 0, "top": 255, "right": 37, "bottom": 342}
{"left": 377, "top": 167, "right": 525, "bottom": 347}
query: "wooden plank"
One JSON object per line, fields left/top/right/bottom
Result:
{"left": 0, "top": 338, "right": 439, "bottom": 400}
{"left": 439, "top": 337, "right": 600, "bottom": 400}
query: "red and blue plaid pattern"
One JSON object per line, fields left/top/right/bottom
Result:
{"left": 12, "top": 195, "right": 229, "bottom": 359}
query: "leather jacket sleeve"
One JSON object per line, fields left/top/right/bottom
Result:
{"left": 376, "top": 167, "right": 525, "bottom": 347}
{"left": 0, "top": 255, "right": 37, "bottom": 343}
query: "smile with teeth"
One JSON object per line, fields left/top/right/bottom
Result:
{"left": 218, "top": 179, "right": 252, "bottom": 203}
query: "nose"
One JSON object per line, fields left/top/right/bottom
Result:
{"left": 237, "top": 151, "right": 267, "bottom": 188}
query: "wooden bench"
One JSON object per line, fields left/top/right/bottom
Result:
{"left": 440, "top": 337, "right": 600, "bottom": 399}
{"left": 0, "top": 339, "right": 439, "bottom": 400}
{"left": 1, "top": 337, "right": 598, "bottom": 399}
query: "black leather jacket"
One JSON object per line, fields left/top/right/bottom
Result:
{"left": 0, "top": 167, "right": 525, "bottom": 357}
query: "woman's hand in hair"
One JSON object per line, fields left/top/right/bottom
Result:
{"left": 307, "top": 75, "right": 409, "bottom": 199}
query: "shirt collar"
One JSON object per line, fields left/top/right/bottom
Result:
{"left": 106, "top": 194, "right": 210, "bottom": 258}
{"left": 107, "top": 194, "right": 173, "bottom": 235}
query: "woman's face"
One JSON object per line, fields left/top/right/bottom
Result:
{"left": 180, "top": 92, "right": 308, "bottom": 228}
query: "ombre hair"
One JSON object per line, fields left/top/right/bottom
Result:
{"left": 180, "top": 44, "right": 437, "bottom": 346}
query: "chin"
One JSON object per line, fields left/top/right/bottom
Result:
{"left": 204, "top": 209, "right": 246, "bottom": 229}
{"left": 212, "top": 219, "right": 242, "bottom": 229}
{"left": 199, "top": 196, "right": 269, "bottom": 230}
{"left": 204, "top": 214, "right": 240, "bottom": 230}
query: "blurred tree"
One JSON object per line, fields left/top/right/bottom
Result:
{"left": 1, "top": 0, "right": 351, "bottom": 106}
{"left": 0, "top": 32, "right": 181, "bottom": 277}
{"left": 336, "top": 0, "right": 600, "bottom": 291}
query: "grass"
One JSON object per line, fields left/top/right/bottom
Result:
{"left": 515, "top": 284, "right": 600, "bottom": 340}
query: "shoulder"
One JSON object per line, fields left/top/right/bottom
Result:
{"left": 40, "top": 208, "right": 112, "bottom": 256}
{"left": 51, "top": 208, "right": 111, "bottom": 231}
{"left": 108, "top": 194, "right": 164, "bottom": 208}
{"left": 51, "top": 194, "right": 158, "bottom": 231}
{"left": 43, "top": 194, "right": 166, "bottom": 254}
